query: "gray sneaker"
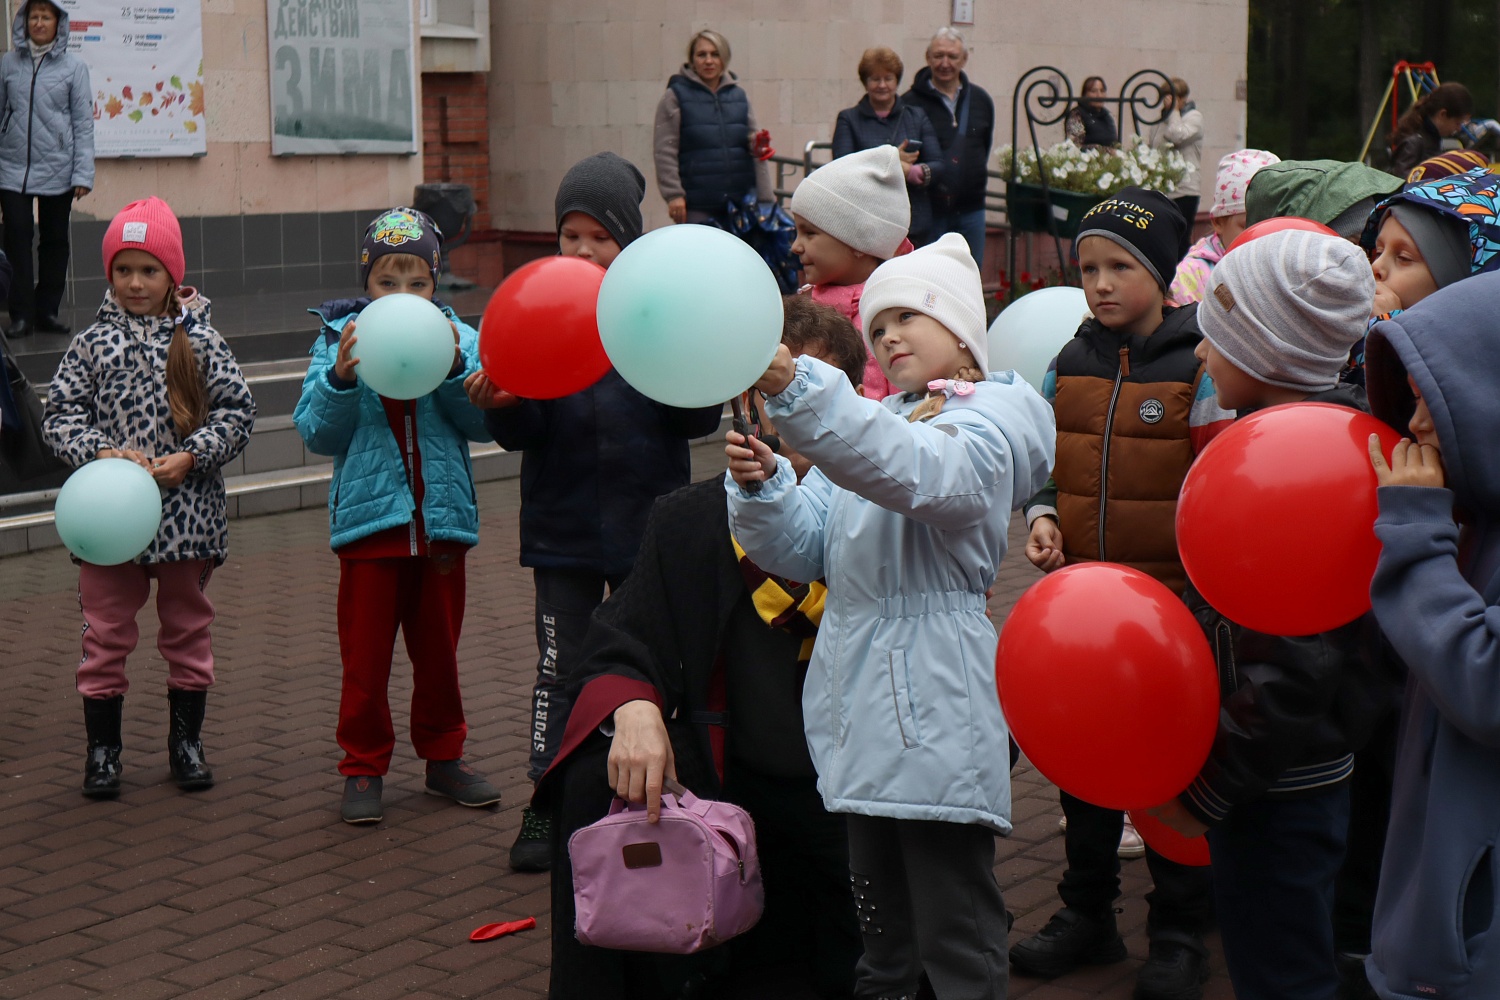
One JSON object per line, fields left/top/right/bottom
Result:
{"left": 424, "top": 759, "right": 502, "bottom": 807}
{"left": 341, "top": 775, "right": 383, "bottom": 824}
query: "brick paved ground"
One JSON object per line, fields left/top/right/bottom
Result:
{"left": 0, "top": 445, "right": 1235, "bottom": 999}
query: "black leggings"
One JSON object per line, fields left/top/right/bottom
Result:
{"left": 1, "top": 189, "right": 73, "bottom": 323}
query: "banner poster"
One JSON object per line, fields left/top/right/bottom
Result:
{"left": 266, "top": 0, "right": 417, "bottom": 155}
{"left": 55, "top": 0, "right": 208, "bottom": 157}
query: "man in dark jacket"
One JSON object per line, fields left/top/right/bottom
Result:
{"left": 537, "top": 300, "right": 868, "bottom": 1000}
{"left": 903, "top": 27, "right": 995, "bottom": 267}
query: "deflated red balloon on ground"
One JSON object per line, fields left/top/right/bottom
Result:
{"left": 996, "top": 563, "right": 1218, "bottom": 812}
{"left": 479, "top": 256, "right": 610, "bottom": 399}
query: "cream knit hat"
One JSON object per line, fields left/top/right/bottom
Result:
{"left": 790, "top": 146, "right": 911, "bottom": 259}
{"left": 859, "top": 233, "right": 988, "bottom": 371}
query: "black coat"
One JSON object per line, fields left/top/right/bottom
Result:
{"left": 484, "top": 370, "right": 722, "bottom": 576}
{"left": 903, "top": 68, "right": 996, "bottom": 213}
{"left": 831, "top": 95, "right": 946, "bottom": 243}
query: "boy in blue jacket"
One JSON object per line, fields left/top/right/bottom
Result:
{"left": 293, "top": 207, "right": 499, "bottom": 825}
{"left": 1362, "top": 271, "right": 1500, "bottom": 999}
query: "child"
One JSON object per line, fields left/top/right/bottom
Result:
{"left": 1167, "top": 148, "right": 1280, "bottom": 306}
{"left": 1364, "top": 168, "right": 1500, "bottom": 315}
{"left": 1361, "top": 271, "right": 1500, "bottom": 999}
{"left": 42, "top": 196, "right": 255, "bottom": 798}
{"left": 1148, "top": 229, "right": 1399, "bottom": 1000}
{"left": 789, "top": 144, "right": 914, "bottom": 400}
{"left": 1244, "top": 159, "right": 1401, "bottom": 240}
{"left": 293, "top": 207, "right": 499, "bottom": 825}
{"left": 1014, "top": 188, "right": 1229, "bottom": 999}
{"left": 465, "top": 152, "right": 723, "bottom": 870}
{"left": 727, "top": 234, "right": 1056, "bottom": 1000}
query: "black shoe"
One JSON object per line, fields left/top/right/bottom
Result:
{"left": 509, "top": 805, "right": 553, "bottom": 872}
{"left": 341, "top": 775, "right": 383, "bottom": 824}
{"left": 1134, "top": 932, "right": 1209, "bottom": 1000}
{"left": 424, "top": 758, "right": 502, "bottom": 807}
{"left": 82, "top": 695, "right": 124, "bottom": 798}
{"left": 1009, "top": 907, "right": 1127, "bottom": 978}
{"left": 1336, "top": 951, "right": 1378, "bottom": 1000}
{"left": 33, "top": 315, "right": 69, "bottom": 335}
{"left": 167, "top": 689, "right": 214, "bottom": 790}
{"left": 8, "top": 318, "right": 31, "bottom": 338}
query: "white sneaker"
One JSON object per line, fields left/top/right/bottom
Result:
{"left": 1118, "top": 818, "right": 1146, "bottom": 859}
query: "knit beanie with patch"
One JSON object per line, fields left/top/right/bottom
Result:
{"left": 1210, "top": 149, "right": 1281, "bottom": 218}
{"left": 555, "top": 151, "right": 646, "bottom": 250}
{"left": 1198, "top": 229, "right": 1374, "bottom": 392}
{"left": 790, "top": 145, "right": 910, "bottom": 259}
{"left": 859, "top": 233, "right": 988, "bottom": 372}
{"left": 103, "top": 196, "right": 185, "bottom": 285}
{"left": 359, "top": 207, "right": 443, "bottom": 288}
{"left": 1075, "top": 187, "right": 1186, "bottom": 291}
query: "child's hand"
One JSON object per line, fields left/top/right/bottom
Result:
{"left": 96, "top": 447, "right": 151, "bottom": 469}
{"left": 726, "top": 428, "right": 777, "bottom": 487}
{"left": 1145, "top": 799, "right": 1208, "bottom": 839}
{"left": 897, "top": 139, "right": 919, "bottom": 166}
{"left": 1370, "top": 434, "right": 1445, "bottom": 489}
{"left": 149, "top": 452, "right": 195, "bottom": 488}
{"left": 464, "top": 371, "right": 521, "bottom": 409}
{"left": 1025, "top": 517, "right": 1067, "bottom": 572}
{"left": 334, "top": 321, "right": 359, "bottom": 382}
{"left": 754, "top": 344, "right": 797, "bottom": 395}
{"left": 1372, "top": 281, "right": 1402, "bottom": 317}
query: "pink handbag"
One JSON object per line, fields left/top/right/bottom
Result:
{"left": 569, "top": 785, "right": 764, "bottom": 954}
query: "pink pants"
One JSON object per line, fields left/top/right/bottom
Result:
{"left": 76, "top": 560, "right": 216, "bottom": 699}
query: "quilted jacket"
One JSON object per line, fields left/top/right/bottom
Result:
{"left": 0, "top": 2, "right": 94, "bottom": 194}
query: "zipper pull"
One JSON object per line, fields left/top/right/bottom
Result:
{"left": 1118, "top": 345, "right": 1131, "bottom": 378}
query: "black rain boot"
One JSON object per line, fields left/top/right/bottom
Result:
{"left": 167, "top": 689, "right": 214, "bottom": 790}
{"left": 82, "top": 695, "right": 124, "bottom": 798}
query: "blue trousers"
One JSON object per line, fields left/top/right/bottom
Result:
{"left": 1207, "top": 783, "right": 1351, "bottom": 1000}
{"left": 934, "top": 206, "right": 988, "bottom": 269}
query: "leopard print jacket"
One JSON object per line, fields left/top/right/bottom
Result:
{"left": 42, "top": 289, "right": 257, "bottom": 564}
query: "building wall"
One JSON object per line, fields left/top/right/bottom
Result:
{"left": 488, "top": 0, "right": 1250, "bottom": 237}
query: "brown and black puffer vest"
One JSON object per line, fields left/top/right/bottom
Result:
{"left": 1051, "top": 306, "right": 1206, "bottom": 594}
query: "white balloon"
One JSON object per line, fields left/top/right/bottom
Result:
{"left": 986, "top": 286, "right": 1091, "bottom": 390}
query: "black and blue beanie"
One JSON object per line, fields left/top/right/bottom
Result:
{"left": 360, "top": 207, "right": 444, "bottom": 287}
{"left": 1075, "top": 187, "right": 1187, "bottom": 291}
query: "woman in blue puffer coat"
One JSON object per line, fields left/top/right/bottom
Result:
{"left": 0, "top": 0, "right": 94, "bottom": 339}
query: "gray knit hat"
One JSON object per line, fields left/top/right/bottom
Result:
{"left": 1197, "top": 229, "right": 1374, "bottom": 392}
{"left": 790, "top": 146, "right": 910, "bottom": 259}
{"left": 555, "top": 152, "right": 645, "bottom": 249}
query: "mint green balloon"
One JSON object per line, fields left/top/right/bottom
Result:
{"left": 350, "top": 293, "right": 455, "bottom": 400}
{"left": 596, "top": 225, "right": 783, "bottom": 407}
{"left": 54, "top": 458, "right": 164, "bottom": 565}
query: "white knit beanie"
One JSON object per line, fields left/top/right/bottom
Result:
{"left": 790, "top": 146, "right": 911, "bottom": 259}
{"left": 1210, "top": 149, "right": 1281, "bottom": 219}
{"left": 1197, "top": 229, "right": 1374, "bottom": 391}
{"left": 858, "top": 233, "right": 988, "bottom": 371}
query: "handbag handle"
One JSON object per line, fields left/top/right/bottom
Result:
{"left": 606, "top": 778, "right": 703, "bottom": 816}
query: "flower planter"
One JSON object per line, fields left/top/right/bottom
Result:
{"left": 1005, "top": 182, "right": 1106, "bottom": 239}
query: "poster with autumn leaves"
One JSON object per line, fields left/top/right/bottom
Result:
{"left": 58, "top": 0, "right": 207, "bottom": 157}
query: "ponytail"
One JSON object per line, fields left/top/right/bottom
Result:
{"left": 165, "top": 292, "right": 207, "bottom": 436}
{"left": 908, "top": 364, "right": 984, "bottom": 423}
{"left": 1393, "top": 82, "right": 1473, "bottom": 149}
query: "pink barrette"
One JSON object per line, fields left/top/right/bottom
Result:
{"left": 928, "top": 378, "right": 976, "bottom": 397}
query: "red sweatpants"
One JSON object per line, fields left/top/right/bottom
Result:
{"left": 336, "top": 554, "right": 468, "bottom": 776}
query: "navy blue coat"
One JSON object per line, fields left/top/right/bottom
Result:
{"left": 486, "top": 370, "right": 723, "bottom": 576}
{"left": 832, "top": 96, "right": 946, "bottom": 245}
{"left": 903, "top": 69, "right": 995, "bottom": 214}
{"left": 669, "top": 74, "right": 757, "bottom": 214}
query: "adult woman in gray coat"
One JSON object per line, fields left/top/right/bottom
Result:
{"left": 0, "top": 0, "right": 94, "bottom": 337}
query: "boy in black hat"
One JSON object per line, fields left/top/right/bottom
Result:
{"left": 1011, "top": 187, "right": 1230, "bottom": 999}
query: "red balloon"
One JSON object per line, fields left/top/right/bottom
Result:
{"left": 1178, "top": 403, "right": 1402, "bottom": 636}
{"left": 1226, "top": 216, "right": 1340, "bottom": 253}
{"left": 479, "top": 256, "right": 610, "bottom": 399}
{"left": 997, "top": 563, "right": 1218, "bottom": 811}
{"left": 1128, "top": 810, "right": 1211, "bottom": 866}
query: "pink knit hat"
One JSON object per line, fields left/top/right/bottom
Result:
{"left": 102, "top": 197, "right": 185, "bottom": 285}
{"left": 1210, "top": 149, "right": 1281, "bottom": 219}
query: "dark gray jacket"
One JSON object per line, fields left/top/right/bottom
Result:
{"left": 831, "top": 96, "right": 945, "bottom": 244}
{"left": 0, "top": 2, "right": 93, "bottom": 194}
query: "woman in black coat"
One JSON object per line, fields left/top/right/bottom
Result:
{"left": 831, "top": 46, "right": 945, "bottom": 246}
{"left": 1065, "top": 75, "right": 1119, "bottom": 149}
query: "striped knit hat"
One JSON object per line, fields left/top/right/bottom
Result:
{"left": 1198, "top": 229, "right": 1373, "bottom": 391}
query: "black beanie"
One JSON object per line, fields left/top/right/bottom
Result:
{"left": 555, "top": 152, "right": 645, "bottom": 249}
{"left": 360, "top": 207, "right": 443, "bottom": 288}
{"left": 1075, "top": 187, "right": 1187, "bottom": 291}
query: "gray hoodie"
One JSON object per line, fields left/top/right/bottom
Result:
{"left": 0, "top": 1, "right": 94, "bottom": 194}
{"left": 1365, "top": 270, "right": 1500, "bottom": 999}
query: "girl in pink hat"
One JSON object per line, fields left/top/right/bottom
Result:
{"left": 42, "top": 196, "right": 256, "bottom": 799}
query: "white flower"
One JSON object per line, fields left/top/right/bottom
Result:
{"left": 1098, "top": 172, "right": 1115, "bottom": 190}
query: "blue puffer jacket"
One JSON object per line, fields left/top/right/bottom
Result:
{"left": 0, "top": 2, "right": 93, "bottom": 195}
{"left": 1364, "top": 272, "right": 1500, "bottom": 999}
{"left": 727, "top": 357, "right": 1056, "bottom": 832}
{"left": 670, "top": 72, "right": 757, "bottom": 213}
{"left": 292, "top": 298, "right": 491, "bottom": 551}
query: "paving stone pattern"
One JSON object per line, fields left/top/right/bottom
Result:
{"left": 0, "top": 446, "right": 1235, "bottom": 999}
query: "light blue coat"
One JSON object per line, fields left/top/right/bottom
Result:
{"left": 292, "top": 305, "right": 491, "bottom": 551}
{"left": 726, "top": 357, "right": 1056, "bottom": 832}
{"left": 0, "top": 3, "right": 94, "bottom": 194}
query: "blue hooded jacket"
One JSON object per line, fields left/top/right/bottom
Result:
{"left": 0, "top": 2, "right": 93, "bottom": 194}
{"left": 1365, "top": 270, "right": 1500, "bottom": 999}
